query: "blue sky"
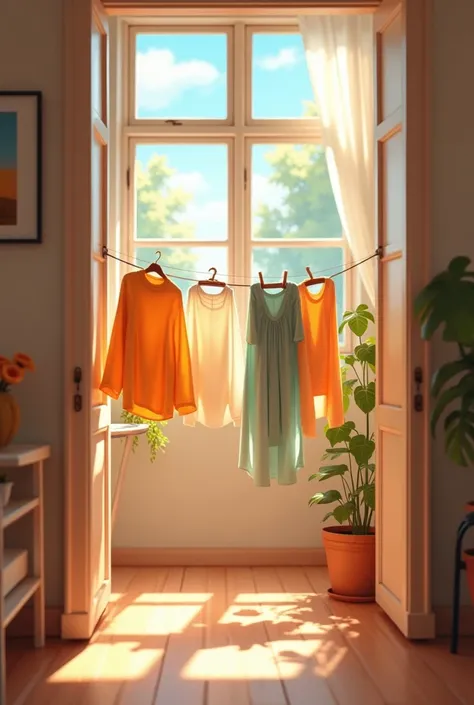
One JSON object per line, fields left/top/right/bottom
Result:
{"left": 135, "top": 33, "right": 317, "bottom": 244}
{"left": 0, "top": 113, "right": 17, "bottom": 169}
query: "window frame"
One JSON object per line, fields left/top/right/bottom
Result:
{"left": 129, "top": 25, "right": 234, "bottom": 126}
{"left": 123, "top": 20, "right": 353, "bottom": 350}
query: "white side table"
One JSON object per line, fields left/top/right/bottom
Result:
{"left": 0, "top": 443, "right": 49, "bottom": 705}
{"left": 111, "top": 424, "right": 148, "bottom": 530}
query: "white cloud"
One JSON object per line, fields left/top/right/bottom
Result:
{"left": 252, "top": 173, "right": 288, "bottom": 212}
{"left": 168, "top": 171, "right": 209, "bottom": 194}
{"left": 137, "top": 49, "right": 219, "bottom": 109}
{"left": 257, "top": 47, "right": 300, "bottom": 71}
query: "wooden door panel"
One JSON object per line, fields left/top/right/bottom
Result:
{"left": 375, "top": 0, "right": 434, "bottom": 638}
{"left": 62, "top": 0, "right": 111, "bottom": 640}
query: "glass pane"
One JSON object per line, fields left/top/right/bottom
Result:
{"left": 252, "top": 246, "right": 345, "bottom": 325}
{"left": 135, "top": 33, "right": 227, "bottom": 119}
{"left": 252, "top": 33, "right": 316, "bottom": 119}
{"left": 135, "top": 144, "right": 228, "bottom": 241}
{"left": 251, "top": 143, "right": 341, "bottom": 240}
{"left": 135, "top": 246, "right": 228, "bottom": 299}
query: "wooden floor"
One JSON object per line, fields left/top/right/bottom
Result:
{"left": 5, "top": 566, "right": 474, "bottom": 705}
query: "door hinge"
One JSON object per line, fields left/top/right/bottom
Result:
{"left": 244, "top": 167, "right": 248, "bottom": 190}
{"left": 414, "top": 366, "right": 423, "bottom": 412}
{"left": 73, "top": 366, "right": 82, "bottom": 412}
{"left": 126, "top": 167, "right": 130, "bottom": 189}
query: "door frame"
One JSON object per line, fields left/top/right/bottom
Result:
{"left": 63, "top": 0, "right": 434, "bottom": 639}
{"left": 62, "top": 0, "right": 112, "bottom": 639}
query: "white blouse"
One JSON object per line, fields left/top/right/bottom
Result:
{"left": 184, "top": 284, "right": 244, "bottom": 428}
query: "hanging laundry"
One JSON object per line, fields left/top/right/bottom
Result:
{"left": 239, "top": 282, "right": 304, "bottom": 486}
{"left": 297, "top": 278, "right": 344, "bottom": 437}
{"left": 100, "top": 270, "right": 196, "bottom": 421}
{"left": 184, "top": 284, "right": 244, "bottom": 428}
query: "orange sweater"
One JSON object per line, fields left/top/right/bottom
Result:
{"left": 100, "top": 271, "right": 196, "bottom": 421}
{"left": 297, "top": 279, "right": 344, "bottom": 437}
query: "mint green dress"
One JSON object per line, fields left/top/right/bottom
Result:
{"left": 239, "top": 282, "right": 305, "bottom": 486}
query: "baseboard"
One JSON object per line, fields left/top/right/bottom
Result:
{"left": 435, "top": 604, "right": 474, "bottom": 636}
{"left": 112, "top": 547, "right": 327, "bottom": 567}
{"left": 7, "top": 606, "right": 62, "bottom": 639}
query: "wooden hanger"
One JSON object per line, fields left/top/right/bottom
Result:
{"left": 198, "top": 267, "right": 226, "bottom": 288}
{"left": 258, "top": 270, "right": 288, "bottom": 289}
{"left": 303, "top": 266, "right": 326, "bottom": 287}
{"left": 145, "top": 250, "right": 167, "bottom": 279}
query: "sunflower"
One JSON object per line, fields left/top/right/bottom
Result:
{"left": 13, "top": 353, "right": 35, "bottom": 371}
{"left": 1, "top": 364, "right": 25, "bottom": 385}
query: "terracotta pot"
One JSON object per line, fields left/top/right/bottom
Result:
{"left": 0, "top": 392, "right": 20, "bottom": 448}
{"left": 464, "top": 549, "right": 474, "bottom": 604}
{"left": 323, "top": 526, "right": 376, "bottom": 600}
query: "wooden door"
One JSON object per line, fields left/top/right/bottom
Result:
{"left": 62, "top": 0, "right": 111, "bottom": 639}
{"left": 374, "top": 0, "right": 434, "bottom": 638}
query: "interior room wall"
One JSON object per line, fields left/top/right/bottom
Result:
{"left": 430, "top": 0, "right": 474, "bottom": 607}
{"left": 0, "top": 0, "right": 64, "bottom": 605}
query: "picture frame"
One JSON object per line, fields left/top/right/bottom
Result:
{"left": 0, "top": 91, "right": 42, "bottom": 244}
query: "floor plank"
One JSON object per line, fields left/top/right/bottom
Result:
{"left": 5, "top": 567, "right": 474, "bottom": 705}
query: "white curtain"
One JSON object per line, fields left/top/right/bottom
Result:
{"left": 299, "top": 15, "right": 375, "bottom": 305}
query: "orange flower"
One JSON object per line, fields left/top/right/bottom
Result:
{"left": 0, "top": 356, "right": 10, "bottom": 368}
{"left": 1, "top": 364, "right": 24, "bottom": 385}
{"left": 13, "top": 353, "right": 35, "bottom": 371}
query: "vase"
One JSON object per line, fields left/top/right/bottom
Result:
{"left": 0, "top": 392, "right": 20, "bottom": 447}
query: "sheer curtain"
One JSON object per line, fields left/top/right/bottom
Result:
{"left": 299, "top": 15, "right": 375, "bottom": 305}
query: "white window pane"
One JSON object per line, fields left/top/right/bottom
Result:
{"left": 251, "top": 143, "right": 342, "bottom": 240}
{"left": 135, "top": 144, "right": 228, "bottom": 241}
{"left": 135, "top": 33, "right": 227, "bottom": 120}
{"left": 135, "top": 246, "right": 228, "bottom": 298}
{"left": 252, "top": 246, "right": 345, "bottom": 325}
{"left": 252, "top": 33, "right": 316, "bottom": 119}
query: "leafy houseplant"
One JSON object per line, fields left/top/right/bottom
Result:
{"left": 414, "top": 255, "right": 474, "bottom": 603}
{"left": 120, "top": 410, "right": 169, "bottom": 463}
{"left": 308, "top": 304, "right": 376, "bottom": 600}
{"left": 0, "top": 353, "right": 35, "bottom": 448}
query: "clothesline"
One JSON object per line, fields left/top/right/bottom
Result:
{"left": 102, "top": 246, "right": 381, "bottom": 288}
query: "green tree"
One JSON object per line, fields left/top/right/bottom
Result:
{"left": 253, "top": 143, "right": 344, "bottom": 322}
{"left": 135, "top": 155, "right": 198, "bottom": 292}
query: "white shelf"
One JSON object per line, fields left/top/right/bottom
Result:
{"left": 2, "top": 499, "right": 39, "bottom": 529}
{"left": 3, "top": 578, "right": 40, "bottom": 628}
{"left": 0, "top": 445, "right": 50, "bottom": 468}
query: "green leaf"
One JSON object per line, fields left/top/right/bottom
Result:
{"left": 442, "top": 402, "right": 474, "bottom": 466}
{"left": 430, "top": 375, "right": 474, "bottom": 436}
{"left": 355, "top": 343, "right": 376, "bottom": 366}
{"left": 354, "top": 382, "right": 376, "bottom": 413}
{"left": 345, "top": 310, "right": 370, "bottom": 337}
{"left": 362, "top": 483, "right": 376, "bottom": 510}
{"left": 333, "top": 502, "right": 355, "bottom": 524}
{"left": 431, "top": 358, "right": 474, "bottom": 397}
{"left": 414, "top": 256, "right": 474, "bottom": 345}
{"left": 341, "top": 354, "right": 356, "bottom": 366}
{"left": 356, "top": 304, "right": 369, "bottom": 311}
{"left": 313, "top": 464, "right": 349, "bottom": 481}
{"left": 349, "top": 435, "right": 375, "bottom": 465}
{"left": 325, "top": 447, "right": 351, "bottom": 459}
{"left": 308, "top": 489, "right": 342, "bottom": 506}
{"left": 326, "top": 422, "right": 356, "bottom": 446}
{"left": 322, "top": 511, "right": 335, "bottom": 522}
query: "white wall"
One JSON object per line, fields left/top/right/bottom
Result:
{"left": 0, "top": 0, "right": 63, "bottom": 605}
{"left": 430, "top": 0, "right": 474, "bottom": 606}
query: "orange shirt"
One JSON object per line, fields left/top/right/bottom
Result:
{"left": 100, "top": 271, "right": 196, "bottom": 421}
{"left": 297, "top": 279, "right": 344, "bottom": 437}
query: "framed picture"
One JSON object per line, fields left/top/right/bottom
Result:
{"left": 0, "top": 91, "right": 42, "bottom": 244}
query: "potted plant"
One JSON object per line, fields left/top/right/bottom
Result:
{"left": 120, "top": 410, "right": 169, "bottom": 463}
{"left": 414, "top": 255, "right": 474, "bottom": 602}
{"left": 0, "top": 353, "right": 35, "bottom": 448}
{"left": 309, "top": 304, "right": 376, "bottom": 601}
{"left": 0, "top": 475, "right": 13, "bottom": 507}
